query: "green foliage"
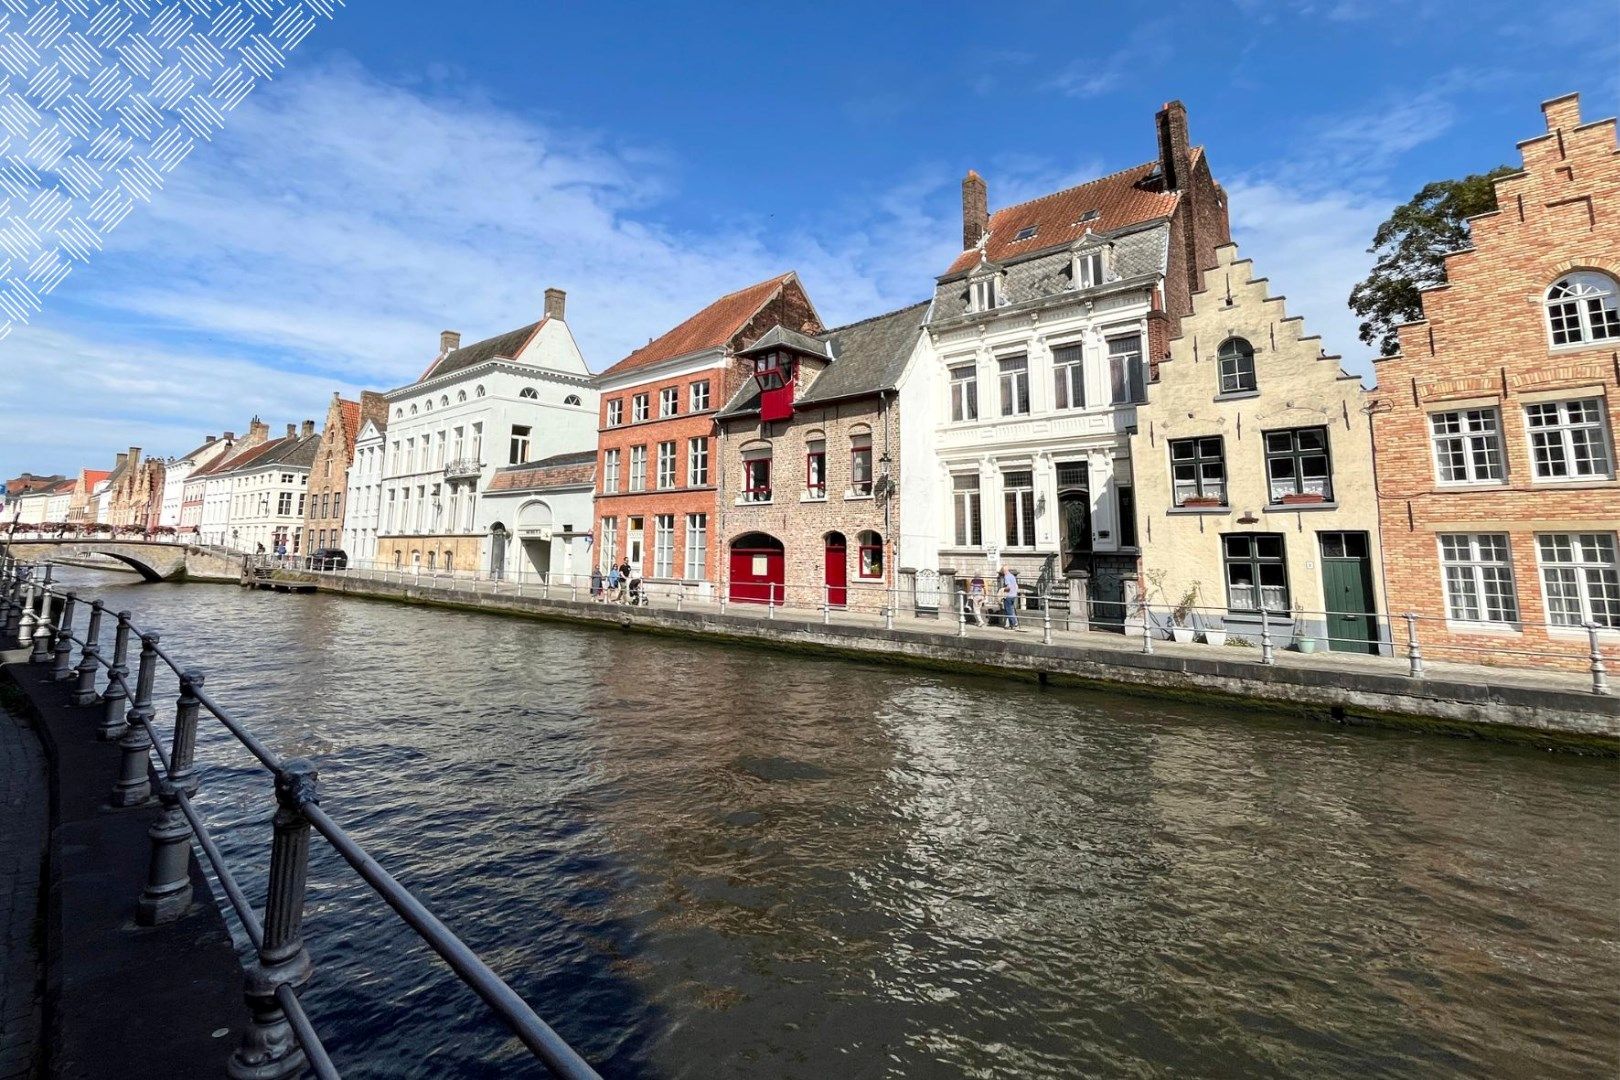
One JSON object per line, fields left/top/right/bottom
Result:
{"left": 1349, "top": 166, "right": 1517, "bottom": 356}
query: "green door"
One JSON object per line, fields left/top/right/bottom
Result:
{"left": 1319, "top": 532, "right": 1377, "bottom": 654}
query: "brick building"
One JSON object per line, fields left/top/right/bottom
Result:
{"left": 592, "top": 272, "right": 822, "bottom": 598}
{"left": 302, "top": 391, "right": 386, "bottom": 554}
{"left": 1370, "top": 93, "right": 1620, "bottom": 669}
{"left": 715, "top": 303, "right": 927, "bottom": 610}
{"left": 106, "top": 447, "right": 166, "bottom": 530}
{"left": 65, "top": 466, "right": 112, "bottom": 523}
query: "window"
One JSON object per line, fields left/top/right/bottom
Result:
{"left": 277, "top": 492, "right": 292, "bottom": 515}
{"left": 684, "top": 514, "right": 707, "bottom": 580}
{"left": 600, "top": 517, "right": 617, "bottom": 569}
{"left": 471, "top": 423, "right": 483, "bottom": 461}
{"left": 519, "top": 387, "right": 538, "bottom": 400}
{"left": 602, "top": 449, "right": 620, "bottom": 494}
{"left": 659, "top": 387, "right": 679, "bottom": 418}
{"left": 1545, "top": 272, "right": 1620, "bottom": 346}
{"left": 1075, "top": 250, "right": 1104, "bottom": 289}
{"left": 1538, "top": 533, "right": 1620, "bottom": 628}
{"left": 564, "top": 395, "right": 582, "bottom": 406}
{"left": 632, "top": 393, "right": 649, "bottom": 422}
{"left": 1117, "top": 484, "right": 1137, "bottom": 548}
{"left": 629, "top": 445, "right": 647, "bottom": 491}
{"left": 949, "top": 363, "right": 978, "bottom": 422}
{"left": 653, "top": 515, "right": 675, "bottom": 578}
{"left": 281, "top": 473, "right": 294, "bottom": 484}
{"left": 1525, "top": 398, "right": 1613, "bottom": 480}
{"left": 805, "top": 439, "right": 826, "bottom": 498}
{"left": 691, "top": 381, "right": 711, "bottom": 412}
{"left": 1003, "top": 470, "right": 1035, "bottom": 547}
{"left": 627, "top": 516, "right": 644, "bottom": 565}
{"left": 953, "top": 474, "right": 982, "bottom": 547}
{"left": 457, "top": 391, "right": 466, "bottom": 402}
{"left": 424, "top": 399, "right": 433, "bottom": 412}
{"left": 857, "top": 530, "right": 883, "bottom": 579}
{"left": 1438, "top": 534, "right": 1519, "bottom": 625}
{"left": 1223, "top": 534, "right": 1289, "bottom": 613}
{"left": 688, "top": 438, "right": 709, "bottom": 486}
{"left": 332, "top": 492, "right": 340, "bottom": 520}
{"left": 998, "top": 355, "right": 1029, "bottom": 416}
{"left": 970, "top": 275, "right": 999, "bottom": 312}
{"left": 1430, "top": 408, "right": 1505, "bottom": 483}
{"left": 1013, "top": 225, "right": 1037, "bottom": 241}
{"left": 607, "top": 399, "right": 623, "bottom": 427}
{"left": 509, "top": 425, "right": 531, "bottom": 465}
{"left": 1217, "top": 338, "right": 1257, "bottom": 394}
{"left": 1169, "top": 436, "right": 1226, "bottom": 505}
{"left": 742, "top": 449, "right": 772, "bottom": 503}
{"left": 320, "top": 493, "right": 330, "bottom": 518}
{"left": 1265, "top": 426, "right": 1332, "bottom": 502}
{"left": 476, "top": 385, "right": 485, "bottom": 397}
{"left": 849, "top": 432, "right": 873, "bottom": 496}
{"left": 1052, "top": 343, "right": 1085, "bottom": 410}
{"left": 297, "top": 494, "right": 305, "bottom": 517}
{"left": 656, "top": 441, "right": 677, "bottom": 489}
{"left": 1108, "top": 334, "right": 1145, "bottom": 404}
{"left": 452, "top": 426, "right": 465, "bottom": 461}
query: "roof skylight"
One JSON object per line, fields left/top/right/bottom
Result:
{"left": 1013, "top": 225, "right": 1038, "bottom": 241}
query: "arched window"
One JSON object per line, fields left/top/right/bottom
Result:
{"left": 1546, "top": 272, "right": 1620, "bottom": 346}
{"left": 856, "top": 530, "right": 883, "bottom": 579}
{"left": 439, "top": 395, "right": 449, "bottom": 407}
{"left": 423, "top": 400, "right": 432, "bottom": 412}
{"left": 457, "top": 390, "right": 467, "bottom": 402}
{"left": 395, "top": 408, "right": 403, "bottom": 419}
{"left": 1217, "top": 338, "right": 1257, "bottom": 394}
{"left": 476, "top": 385, "right": 486, "bottom": 397}
{"left": 563, "top": 394, "right": 582, "bottom": 406}
{"left": 410, "top": 405, "right": 418, "bottom": 415}
{"left": 519, "top": 387, "right": 539, "bottom": 399}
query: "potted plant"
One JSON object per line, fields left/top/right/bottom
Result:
{"left": 1289, "top": 602, "right": 1318, "bottom": 653}
{"left": 1170, "top": 582, "right": 1201, "bottom": 643}
{"left": 1201, "top": 619, "right": 1228, "bottom": 647}
{"left": 1279, "top": 491, "right": 1326, "bottom": 506}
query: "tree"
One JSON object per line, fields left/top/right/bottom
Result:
{"left": 1349, "top": 166, "right": 1516, "bottom": 356}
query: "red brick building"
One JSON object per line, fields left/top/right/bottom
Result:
{"left": 591, "top": 272, "right": 822, "bottom": 597}
{"left": 1370, "top": 93, "right": 1620, "bottom": 669}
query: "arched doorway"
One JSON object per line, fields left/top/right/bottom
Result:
{"left": 516, "top": 499, "right": 554, "bottom": 580}
{"left": 824, "top": 532, "right": 847, "bottom": 608}
{"left": 1056, "top": 461, "right": 1091, "bottom": 573}
{"left": 729, "top": 532, "right": 785, "bottom": 604}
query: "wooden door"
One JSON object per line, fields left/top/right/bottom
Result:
{"left": 728, "top": 534, "right": 785, "bottom": 604}
{"left": 824, "top": 533, "right": 847, "bottom": 607}
{"left": 1319, "top": 531, "right": 1377, "bottom": 653}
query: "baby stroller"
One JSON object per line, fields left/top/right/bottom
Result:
{"left": 627, "top": 575, "right": 648, "bottom": 606}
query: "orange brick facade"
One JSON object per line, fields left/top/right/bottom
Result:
{"left": 1370, "top": 94, "right": 1620, "bottom": 670}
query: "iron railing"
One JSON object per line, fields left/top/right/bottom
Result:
{"left": 0, "top": 555, "right": 602, "bottom": 1080}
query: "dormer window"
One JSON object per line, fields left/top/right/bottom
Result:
{"left": 1075, "top": 249, "right": 1105, "bottom": 290}
{"left": 970, "top": 275, "right": 999, "bottom": 313}
{"left": 752, "top": 349, "right": 794, "bottom": 391}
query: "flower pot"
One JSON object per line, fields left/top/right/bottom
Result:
{"left": 1170, "top": 625, "right": 1196, "bottom": 644}
{"left": 1202, "top": 629, "right": 1228, "bottom": 646}
{"left": 1280, "top": 493, "right": 1325, "bottom": 506}
{"left": 1294, "top": 637, "right": 1318, "bottom": 654}
{"left": 1180, "top": 496, "right": 1222, "bottom": 509}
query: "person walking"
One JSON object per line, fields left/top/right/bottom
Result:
{"left": 606, "top": 564, "right": 621, "bottom": 602}
{"left": 617, "top": 560, "right": 632, "bottom": 603}
{"left": 590, "top": 566, "right": 604, "bottom": 600}
{"left": 968, "top": 576, "right": 988, "bottom": 626}
{"left": 1000, "top": 566, "right": 1020, "bottom": 631}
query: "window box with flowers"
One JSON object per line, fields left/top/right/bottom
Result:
{"left": 1279, "top": 492, "right": 1327, "bottom": 506}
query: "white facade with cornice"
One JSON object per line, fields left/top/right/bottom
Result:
{"left": 342, "top": 418, "right": 386, "bottom": 564}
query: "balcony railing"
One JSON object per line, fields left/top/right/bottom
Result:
{"left": 443, "top": 457, "right": 482, "bottom": 481}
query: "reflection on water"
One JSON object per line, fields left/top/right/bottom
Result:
{"left": 50, "top": 568, "right": 1620, "bottom": 1079}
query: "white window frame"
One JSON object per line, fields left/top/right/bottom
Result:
{"left": 602, "top": 449, "right": 620, "bottom": 494}
{"left": 1052, "top": 343, "right": 1085, "bottom": 410}
{"left": 949, "top": 363, "right": 978, "bottom": 422}
{"left": 1074, "top": 249, "right": 1104, "bottom": 289}
{"left": 1429, "top": 408, "right": 1506, "bottom": 485}
{"left": 600, "top": 517, "right": 617, "bottom": 569}
{"left": 1523, "top": 398, "right": 1614, "bottom": 482}
{"left": 660, "top": 387, "right": 679, "bottom": 418}
{"left": 606, "top": 399, "right": 623, "bottom": 427}
{"left": 1545, "top": 272, "right": 1620, "bottom": 348}
{"left": 1437, "top": 533, "right": 1520, "bottom": 627}
{"left": 629, "top": 445, "right": 646, "bottom": 492}
{"left": 998, "top": 355, "right": 1029, "bottom": 417}
{"left": 970, "top": 274, "right": 999, "bottom": 313}
{"left": 653, "top": 514, "right": 675, "bottom": 578}
{"left": 687, "top": 438, "right": 709, "bottom": 487}
{"left": 656, "top": 441, "right": 677, "bottom": 489}
{"left": 1536, "top": 532, "right": 1620, "bottom": 629}
{"left": 952, "top": 472, "right": 982, "bottom": 548}
{"left": 683, "top": 514, "right": 707, "bottom": 581}
{"left": 690, "top": 381, "right": 711, "bottom": 412}
{"left": 1002, "top": 470, "right": 1036, "bottom": 548}
{"left": 632, "top": 394, "right": 649, "bottom": 423}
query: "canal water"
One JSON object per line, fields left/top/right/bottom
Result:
{"left": 48, "top": 568, "right": 1619, "bottom": 1079}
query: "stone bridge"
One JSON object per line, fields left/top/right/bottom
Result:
{"left": 2, "top": 539, "right": 243, "bottom": 582}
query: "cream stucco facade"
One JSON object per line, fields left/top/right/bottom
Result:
{"left": 1131, "top": 244, "right": 1387, "bottom": 652}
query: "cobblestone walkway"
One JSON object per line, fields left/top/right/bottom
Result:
{"left": 0, "top": 700, "right": 44, "bottom": 1080}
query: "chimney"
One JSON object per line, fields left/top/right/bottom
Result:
{"left": 962, "top": 170, "right": 988, "bottom": 250}
{"left": 440, "top": 330, "right": 461, "bottom": 353}
{"left": 1156, "top": 99, "right": 1191, "bottom": 192}
{"left": 1542, "top": 92, "right": 1582, "bottom": 134}
{"left": 286, "top": 424, "right": 296, "bottom": 440}
{"left": 248, "top": 417, "right": 270, "bottom": 444}
{"left": 224, "top": 431, "right": 235, "bottom": 441}
{"left": 302, "top": 419, "right": 315, "bottom": 438}
{"left": 128, "top": 446, "right": 141, "bottom": 465}
{"left": 544, "top": 287, "right": 566, "bottom": 322}
{"left": 204, "top": 435, "right": 217, "bottom": 445}
{"left": 114, "top": 452, "right": 127, "bottom": 470}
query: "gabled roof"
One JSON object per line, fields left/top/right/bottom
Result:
{"left": 248, "top": 434, "right": 321, "bottom": 471}
{"left": 738, "top": 324, "right": 830, "bottom": 359}
{"left": 599, "top": 272, "right": 799, "bottom": 379}
{"left": 419, "top": 320, "right": 545, "bottom": 382}
{"left": 213, "top": 438, "right": 285, "bottom": 475}
{"left": 176, "top": 437, "right": 223, "bottom": 462}
{"left": 80, "top": 469, "right": 110, "bottom": 488}
{"left": 942, "top": 158, "right": 1190, "bottom": 277}
{"left": 335, "top": 398, "right": 361, "bottom": 459}
{"left": 486, "top": 450, "right": 596, "bottom": 493}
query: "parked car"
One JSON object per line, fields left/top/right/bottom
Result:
{"left": 306, "top": 548, "right": 348, "bottom": 571}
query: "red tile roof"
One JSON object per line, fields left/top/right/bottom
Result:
{"left": 599, "top": 272, "right": 797, "bottom": 379}
{"left": 337, "top": 398, "right": 361, "bottom": 459}
{"left": 943, "top": 158, "right": 1188, "bottom": 276}
{"left": 486, "top": 451, "right": 596, "bottom": 493}
{"left": 80, "top": 469, "right": 110, "bottom": 488}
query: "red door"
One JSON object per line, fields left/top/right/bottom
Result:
{"left": 728, "top": 533, "right": 785, "bottom": 604}
{"left": 824, "top": 533, "right": 847, "bottom": 607}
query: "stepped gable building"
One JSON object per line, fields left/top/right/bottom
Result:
{"left": 1370, "top": 92, "right": 1620, "bottom": 669}
{"left": 378, "top": 287, "right": 598, "bottom": 576}
{"left": 303, "top": 391, "right": 387, "bottom": 554}
{"left": 480, "top": 450, "right": 597, "bottom": 584}
{"left": 1133, "top": 243, "right": 1386, "bottom": 652}
{"left": 158, "top": 434, "right": 232, "bottom": 529}
{"left": 714, "top": 302, "right": 929, "bottom": 610}
{"left": 592, "top": 272, "right": 823, "bottom": 598}
{"left": 342, "top": 411, "right": 388, "bottom": 564}
{"left": 106, "top": 446, "right": 166, "bottom": 529}
{"left": 906, "top": 100, "right": 1229, "bottom": 624}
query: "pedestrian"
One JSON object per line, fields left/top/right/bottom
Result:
{"left": 591, "top": 566, "right": 604, "bottom": 600}
{"left": 256, "top": 542, "right": 265, "bottom": 556}
{"left": 606, "top": 564, "right": 621, "bottom": 602}
{"left": 1000, "top": 566, "right": 1020, "bottom": 631}
{"left": 968, "top": 576, "right": 987, "bottom": 626}
{"left": 617, "top": 560, "right": 631, "bottom": 602}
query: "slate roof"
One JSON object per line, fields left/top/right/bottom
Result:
{"left": 253, "top": 434, "right": 320, "bottom": 470}
{"left": 738, "top": 324, "right": 830, "bottom": 359}
{"left": 941, "top": 156, "right": 1196, "bottom": 277}
{"left": 598, "top": 272, "right": 797, "bottom": 379}
{"left": 717, "top": 301, "right": 929, "bottom": 420}
{"left": 486, "top": 450, "right": 596, "bottom": 493}
{"left": 211, "top": 438, "right": 285, "bottom": 475}
{"left": 420, "top": 320, "right": 545, "bottom": 382}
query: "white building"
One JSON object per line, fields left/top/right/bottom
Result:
{"left": 342, "top": 416, "right": 387, "bottom": 564}
{"left": 158, "top": 435, "right": 232, "bottom": 528}
{"left": 221, "top": 422, "right": 320, "bottom": 554}
{"left": 480, "top": 451, "right": 596, "bottom": 583}
{"left": 378, "top": 287, "right": 598, "bottom": 576}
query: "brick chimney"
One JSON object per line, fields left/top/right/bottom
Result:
{"left": 247, "top": 417, "right": 270, "bottom": 445}
{"left": 440, "top": 330, "right": 461, "bottom": 353}
{"left": 544, "top": 287, "right": 566, "bottom": 322}
{"left": 962, "top": 170, "right": 988, "bottom": 250}
{"left": 114, "top": 452, "right": 127, "bottom": 470}
{"left": 301, "top": 419, "right": 315, "bottom": 437}
{"left": 1156, "top": 100, "right": 1191, "bottom": 192}
{"left": 223, "top": 431, "right": 235, "bottom": 441}
{"left": 286, "top": 423, "right": 296, "bottom": 440}
{"left": 204, "top": 435, "right": 217, "bottom": 445}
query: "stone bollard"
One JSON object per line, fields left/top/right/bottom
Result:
{"left": 99, "top": 612, "right": 133, "bottom": 741}
{"left": 957, "top": 591, "right": 966, "bottom": 638}
{"left": 767, "top": 584, "right": 776, "bottom": 620}
{"left": 1587, "top": 623, "right": 1608, "bottom": 696}
{"left": 229, "top": 760, "right": 318, "bottom": 1080}
{"left": 139, "top": 672, "right": 204, "bottom": 925}
{"left": 675, "top": 588, "right": 683, "bottom": 613}
{"left": 1141, "top": 606, "right": 1154, "bottom": 655}
{"left": 73, "top": 601, "right": 104, "bottom": 705}
{"left": 1404, "top": 613, "right": 1423, "bottom": 678}
{"left": 52, "top": 593, "right": 77, "bottom": 680}
{"left": 110, "top": 633, "right": 159, "bottom": 808}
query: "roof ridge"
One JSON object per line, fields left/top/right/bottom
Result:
{"left": 984, "top": 158, "right": 1157, "bottom": 220}
{"left": 821, "top": 299, "right": 931, "bottom": 336}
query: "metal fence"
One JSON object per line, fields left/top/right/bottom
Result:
{"left": 0, "top": 556, "right": 602, "bottom": 1080}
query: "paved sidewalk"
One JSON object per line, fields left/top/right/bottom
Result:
{"left": 0, "top": 668, "right": 45, "bottom": 1080}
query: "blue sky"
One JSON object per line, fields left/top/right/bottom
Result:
{"left": 2, "top": 0, "right": 1615, "bottom": 481}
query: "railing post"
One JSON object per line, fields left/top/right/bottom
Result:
{"left": 675, "top": 588, "right": 682, "bottom": 613}
{"left": 3, "top": 572, "right": 23, "bottom": 641}
{"left": 1042, "top": 591, "right": 1052, "bottom": 646}
{"left": 110, "top": 633, "right": 159, "bottom": 808}
{"left": 1404, "top": 612, "right": 1423, "bottom": 678}
{"left": 957, "top": 590, "right": 966, "bottom": 637}
{"left": 139, "top": 672, "right": 205, "bottom": 925}
{"left": 229, "top": 760, "right": 318, "bottom": 1080}
{"left": 571, "top": 581, "right": 578, "bottom": 602}
{"left": 16, "top": 576, "right": 38, "bottom": 647}
{"left": 822, "top": 583, "right": 830, "bottom": 625}
{"left": 1259, "top": 607, "right": 1273, "bottom": 665}
{"left": 767, "top": 583, "right": 776, "bottom": 620}
{"left": 99, "top": 612, "right": 133, "bottom": 740}
{"left": 51, "top": 592, "right": 76, "bottom": 679}
{"left": 884, "top": 587, "right": 894, "bottom": 632}
{"left": 718, "top": 583, "right": 728, "bottom": 615}
{"left": 29, "top": 585, "right": 53, "bottom": 664}
{"left": 1587, "top": 623, "right": 1609, "bottom": 696}
{"left": 73, "top": 600, "right": 104, "bottom": 705}
{"left": 1141, "top": 603, "right": 1154, "bottom": 654}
